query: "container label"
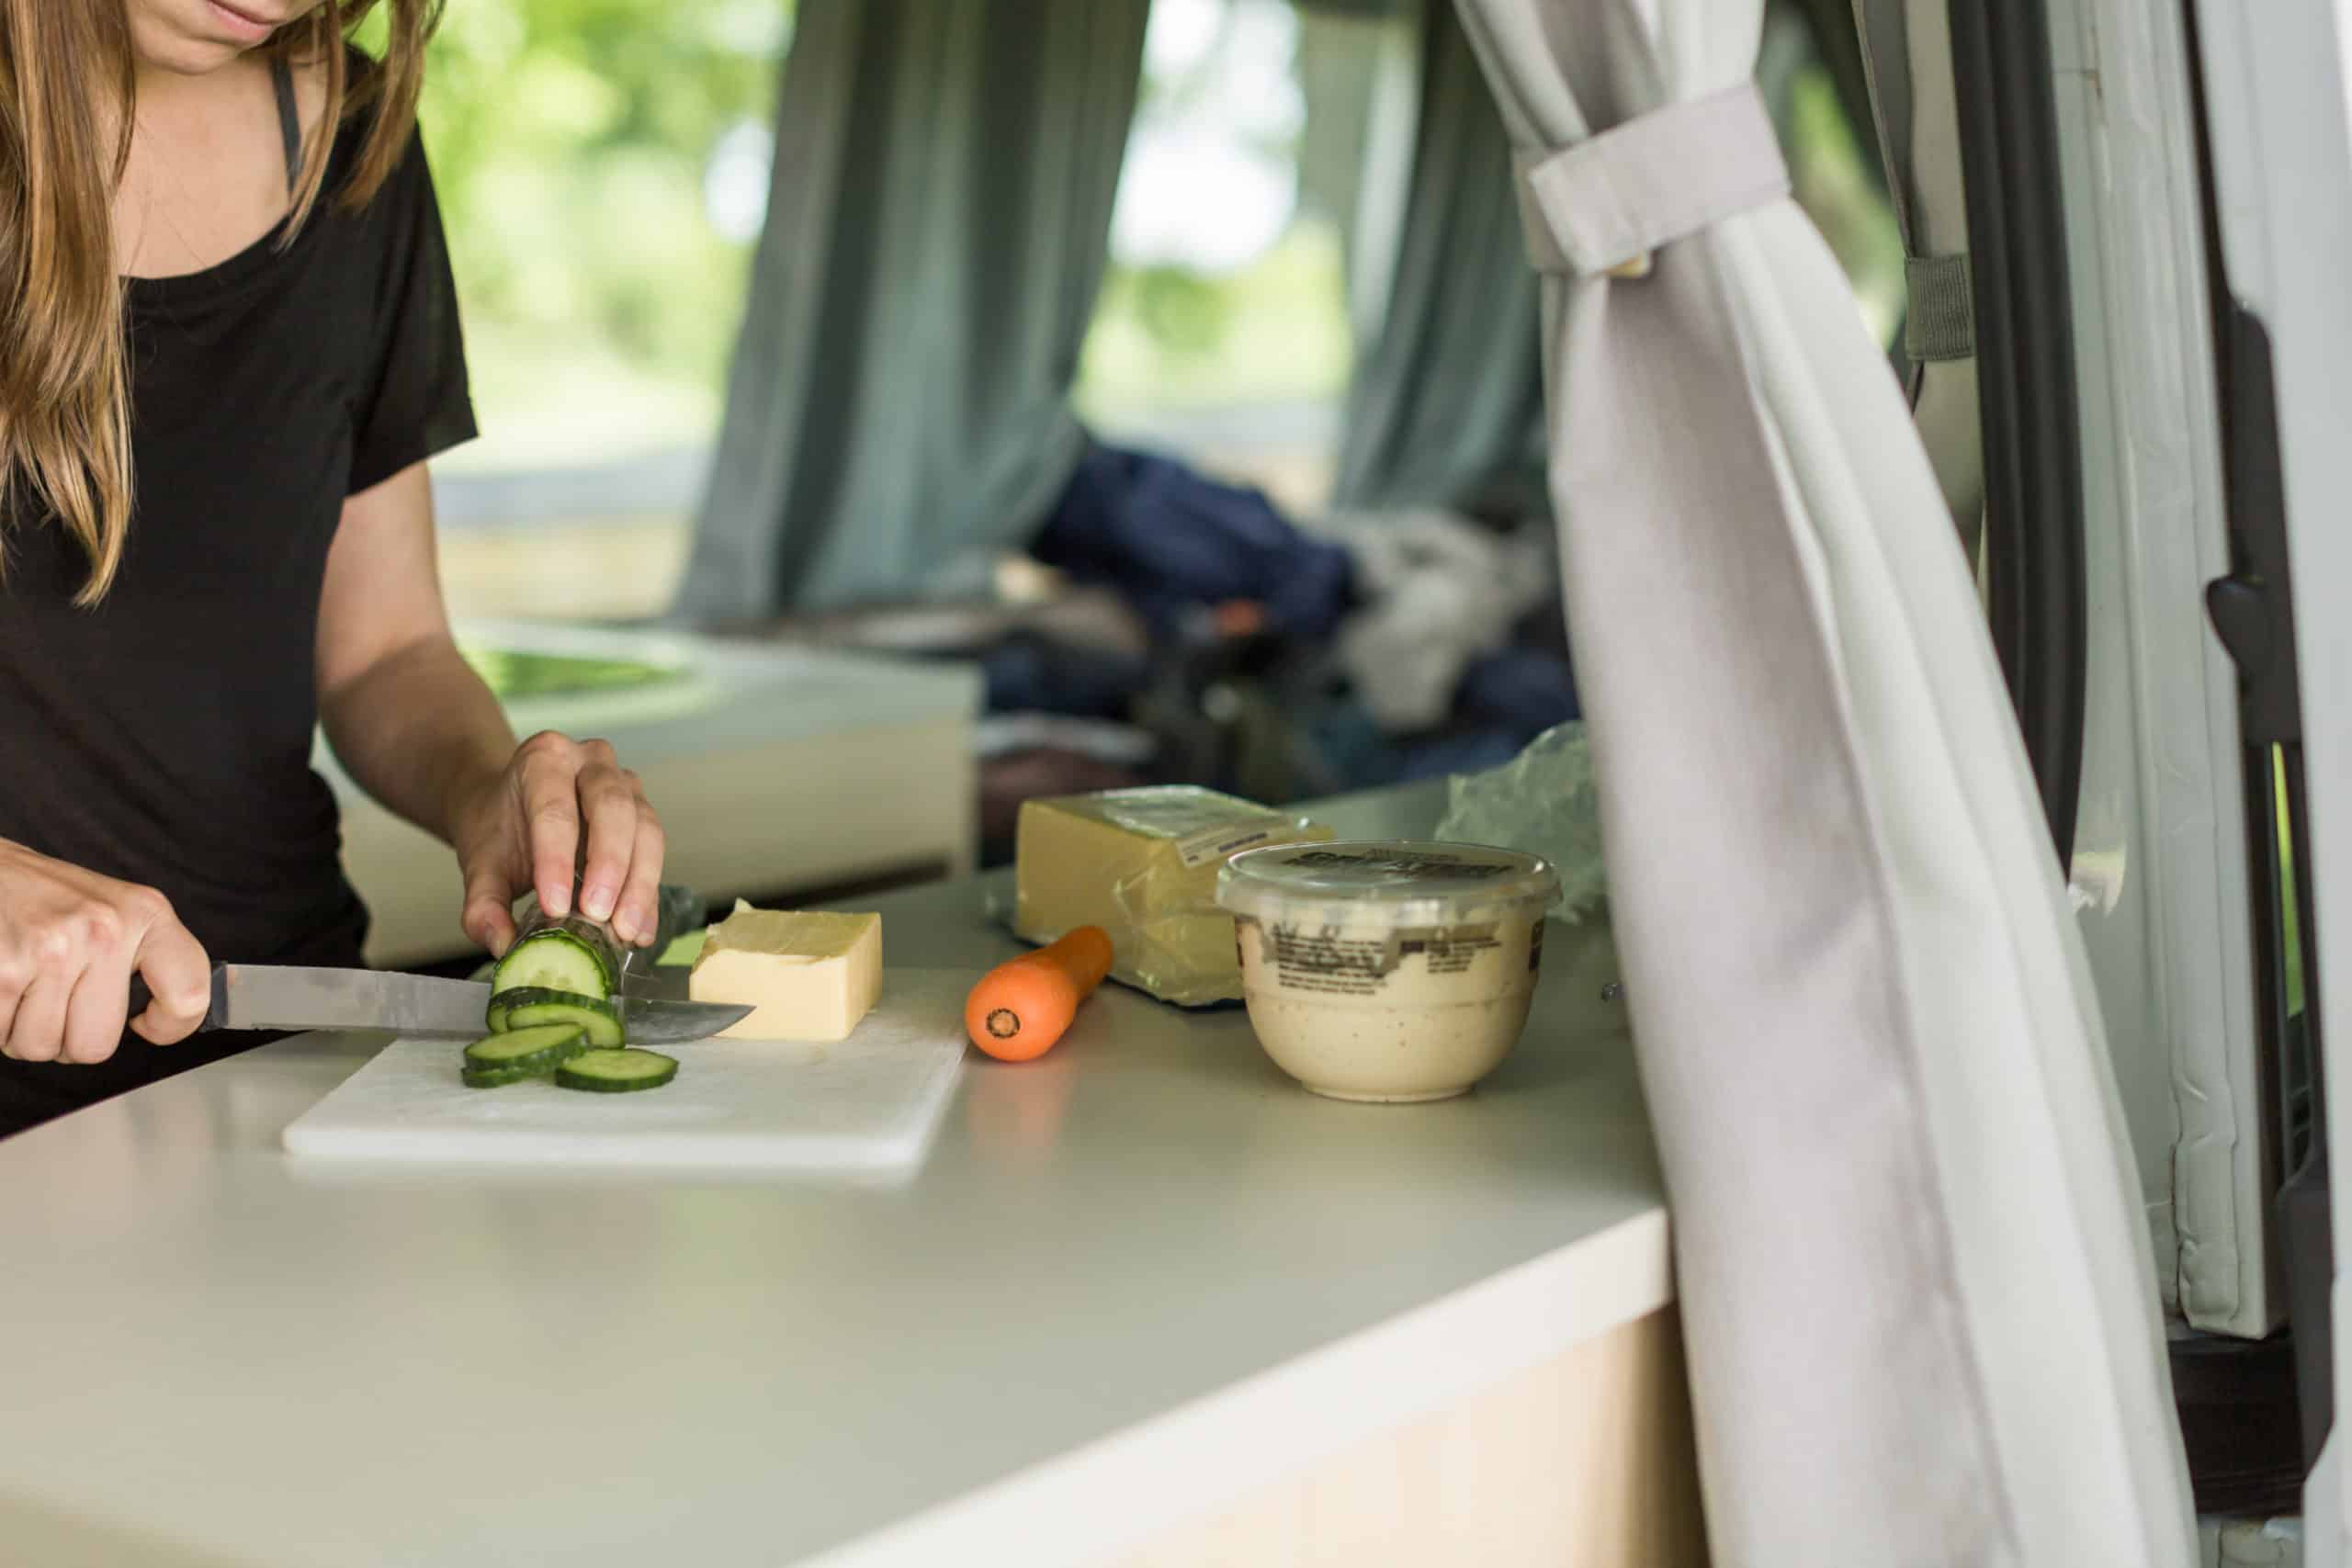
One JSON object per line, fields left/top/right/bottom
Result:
{"left": 1265, "top": 846, "right": 1524, "bottom": 891}
{"left": 1257, "top": 920, "right": 1504, "bottom": 994}
{"left": 1172, "top": 820, "right": 1290, "bottom": 871}
{"left": 1394, "top": 924, "right": 1503, "bottom": 976}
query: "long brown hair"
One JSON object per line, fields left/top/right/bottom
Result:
{"left": 0, "top": 0, "right": 442, "bottom": 604}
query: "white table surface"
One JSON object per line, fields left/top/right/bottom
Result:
{"left": 0, "top": 784, "right": 1667, "bottom": 1568}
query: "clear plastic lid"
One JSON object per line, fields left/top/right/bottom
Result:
{"left": 1216, "top": 840, "right": 1560, "bottom": 929}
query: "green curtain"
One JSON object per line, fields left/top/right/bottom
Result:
{"left": 1330, "top": 0, "right": 1544, "bottom": 517}
{"left": 674, "top": 0, "right": 1148, "bottom": 621}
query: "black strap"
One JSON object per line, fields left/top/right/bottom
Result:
{"left": 270, "top": 54, "right": 302, "bottom": 196}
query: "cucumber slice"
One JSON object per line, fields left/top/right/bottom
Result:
{"left": 555, "top": 1047, "right": 677, "bottom": 1093}
{"left": 463, "top": 1061, "right": 560, "bottom": 1089}
{"left": 460, "top": 1022, "right": 587, "bottom": 1087}
{"left": 495, "top": 988, "right": 625, "bottom": 1048}
{"left": 484, "top": 986, "right": 613, "bottom": 1033}
{"left": 493, "top": 927, "right": 613, "bottom": 1001}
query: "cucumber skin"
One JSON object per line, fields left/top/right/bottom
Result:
{"left": 462, "top": 1023, "right": 588, "bottom": 1077}
{"left": 484, "top": 987, "right": 623, "bottom": 1046}
{"left": 555, "top": 1048, "right": 678, "bottom": 1093}
{"left": 460, "top": 1023, "right": 588, "bottom": 1089}
{"left": 501, "top": 997, "right": 625, "bottom": 1048}
{"left": 464, "top": 1061, "right": 558, "bottom": 1089}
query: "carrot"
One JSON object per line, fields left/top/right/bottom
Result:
{"left": 966, "top": 927, "right": 1114, "bottom": 1062}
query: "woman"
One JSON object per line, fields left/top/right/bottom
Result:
{"left": 0, "top": 0, "right": 665, "bottom": 1134}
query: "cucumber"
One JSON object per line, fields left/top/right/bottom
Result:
{"left": 464, "top": 1063, "right": 552, "bottom": 1089}
{"left": 493, "top": 926, "right": 613, "bottom": 1002}
{"left": 555, "top": 1047, "right": 677, "bottom": 1093}
{"left": 460, "top": 1022, "right": 587, "bottom": 1087}
{"left": 493, "top": 988, "right": 625, "bottom": 1048}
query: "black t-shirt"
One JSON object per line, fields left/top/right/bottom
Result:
{"left": 0, "top": 101, "right": 475, "bottom": 1129}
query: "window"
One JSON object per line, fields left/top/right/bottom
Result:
{"left": 1074, "top": 0, "right": 1381, "bottom": 517}
{"left": 414, "top": 0, "right": 1894, "bottom": 625}
{"left": 409, "top": 0, "right": 790, "bottom": 622}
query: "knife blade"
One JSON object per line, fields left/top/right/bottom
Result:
{"left": 131, "top": 964, "right": 752, "bottom": 1045}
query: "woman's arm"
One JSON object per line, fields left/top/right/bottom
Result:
{"left": 315, "top": 464, "right": 666, "bottom": 954}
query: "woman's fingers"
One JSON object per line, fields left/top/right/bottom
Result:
{"left": 474, "top": 733, "right": 666, "bottom": 951}
{"left": 514, "top": 731, "right": 585, "bottom": 918}
{"left": 0, "top": 965, "right": 19, "bottom": 1059}
{"left": 461, "top": 868, "right": 519, "bottom": 958}
{"left": 0, "top": 849, "right": 207, "bottom": 1062}
{"left": 611, "top": 784, "right": 665, "bottom": 947}
{"left": 61, "top": 957, "right": 132, "bottom": 1065}
{"left": 125, "top": 902, "right": 211, "bottom": 1046}
{"left": 572, "top": 749, "right": 639, "bottom": 929}
{"left": 7, "top": 972, "right": 68, "bottom": 1064}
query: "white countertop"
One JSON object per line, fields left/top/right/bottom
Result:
{"left": 0, "top": 784, "right": 1667, "bottom": 1568}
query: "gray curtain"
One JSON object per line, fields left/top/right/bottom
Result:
{"left": 674, "top": 0, "right": 1148, "bottom": 622}
{"left": 1453, "top": 0, "right": 2193, "bottom": 1559}
{"left": 1331, "top": 1, "right": 1544, "bottom": 516}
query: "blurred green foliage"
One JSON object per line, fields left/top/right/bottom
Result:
{"left": 384, "top": 0, "right": 788, "bottom": 464}
{"left": 1786, "top": 64, "right": 1906, "bottom": 347}
{"left": 1078, "top": 224, "right": 1353, "bottom": 419}
{"left": 396, "top": 0, "right": 1896, "bottom": 473}
{"left": 1076, "top": 4, "right": 1357, "bottom": 422}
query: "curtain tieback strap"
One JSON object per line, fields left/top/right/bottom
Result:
{"left": 1904, "top": 253, "right": 1976, "bottom": 361}
{"left": 1511, "top": 81, "right": 1790, "bottom": 279}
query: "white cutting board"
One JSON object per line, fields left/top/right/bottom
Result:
{"left": 281, "top": 967, "right": 967, "bottom": 1176}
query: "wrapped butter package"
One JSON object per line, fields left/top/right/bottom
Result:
{"left": 1012, "top": 786, "right": 1334, "bottom": 1007}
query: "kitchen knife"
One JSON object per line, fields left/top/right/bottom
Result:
{"left": 130, "top": 964, "right": 752, "bottom": 1045}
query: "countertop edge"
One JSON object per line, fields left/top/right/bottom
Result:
{"left": 805, "top": 1207, "right": 1674, "bottom": 1568}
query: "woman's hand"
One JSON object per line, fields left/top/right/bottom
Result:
{"left": 447, "top": 731, "right": 667, "bottom": 957}
{"left": 313, "top": 468, "right": 671, "bottom": 964}
{"left": 0, "top": 840, "right": 212, "bottom": 1063}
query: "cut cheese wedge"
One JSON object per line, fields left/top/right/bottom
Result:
{"left": 689, "top": 904, "right": 883, "bottom": 1042}
{"left": 1013, "top": 787, "right": 1332, "bottom": 1006}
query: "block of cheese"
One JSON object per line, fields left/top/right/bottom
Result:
{"left": 689, "top": 904, "right": 883, "bottom": 1042}
{"left": 1013, "top": 787, "right": 1332, "bottom": 1006}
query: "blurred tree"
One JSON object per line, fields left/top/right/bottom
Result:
{"left": 367, "top": 0, "right": 792, "bottom": 458}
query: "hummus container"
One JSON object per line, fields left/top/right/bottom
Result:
{"left": 1216, "top": 840, "right": 1559, "bottom": 1103}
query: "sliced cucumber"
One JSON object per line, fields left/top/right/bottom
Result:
{"left": 460, "top": 1022, "right": 587, "bottom": 1088}
{"left": 493, "top": 926, "right": 613, "bottom": 1002}
{"left": 555, "top": 1047, "right": 677, "bottom": 1093}
{"left": 494, "top": 987, "right": 625, "bottom": 1048}
{"left": 464, "top": 1060, "right": 564, "bottom": 1089}
{"left": 484, "top": 985, "right": 613, "bottom": 1033}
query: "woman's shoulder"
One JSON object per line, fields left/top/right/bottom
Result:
{"left": 279, "top": 45, "right": 427, "bottom": 178}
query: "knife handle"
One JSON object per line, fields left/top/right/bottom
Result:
{"left": 127, "top": 964, "right": 227, "bottom": 1034}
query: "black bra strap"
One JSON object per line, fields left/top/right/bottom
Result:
{"left": 270, "top": 54, "right": 302, "bottom": 196}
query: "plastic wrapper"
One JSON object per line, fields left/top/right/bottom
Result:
{"left": 1434, "top": 720, "right": 1609, "bottom": 922}
{"left": 996, "top": 786, "right": 1335, "bottom": 1008}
